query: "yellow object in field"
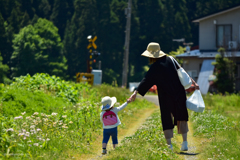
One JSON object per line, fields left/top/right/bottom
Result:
{"left": 76, "top": 72, "right": 94, "bottom": 86}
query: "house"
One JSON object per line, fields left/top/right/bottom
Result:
{"left": 176, "top": 5, "right": 240, "bottom": 94}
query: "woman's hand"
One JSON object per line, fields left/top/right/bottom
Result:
{"left": 191, "top": 78, "right": 200, "bottom": 90}
{"left": 129, "top": 90, "right": 138, "bottom": 102}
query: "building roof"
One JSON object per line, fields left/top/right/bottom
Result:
{"left": 192, "top": 4, "right": 240, "bottom": 22}
{"left": 176, "top": 50, "right": 240, "bottom": 58}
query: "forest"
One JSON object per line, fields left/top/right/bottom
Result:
{"left": 0, "top": 0, "right": 240, "bottom": 85}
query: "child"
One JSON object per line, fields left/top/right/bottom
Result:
{"left": 100, "top": 96, "right": 131, "bottom": 155}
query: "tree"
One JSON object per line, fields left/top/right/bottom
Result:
{"left": 212, "top": 48, "right": 236, "bottom": 94}
{"left": 0, "top": 52, "right": 10, "bottom": 83}
{"left": 11, "top": 18, "right": 67, "bottom": 78}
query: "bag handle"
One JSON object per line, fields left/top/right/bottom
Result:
{"left": 169, "top": 56, "right": 181, "bottom": 70}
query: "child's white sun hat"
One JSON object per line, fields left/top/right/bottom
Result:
{"left": 101, "top": 96, "right": 117, "bottom": 111}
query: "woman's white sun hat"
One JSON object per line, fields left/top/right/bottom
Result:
{"left": 141, "top": 42, "right": 166, "bottom": 58}
{"left": 101, "top": 96, "right": 117, "bottom": 111}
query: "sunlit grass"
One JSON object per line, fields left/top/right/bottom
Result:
{"left": 190, "top": 93, "right": 240, "bottom": 159}
{"left": 104, "top": 112, "right": 179, "bottom": 160}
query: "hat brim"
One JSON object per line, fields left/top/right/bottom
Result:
{"left": 101, "top": 97, "right": 117, "bottom": 111}
{"left": 141, "top": 50, "right": 166, "bottom": 58}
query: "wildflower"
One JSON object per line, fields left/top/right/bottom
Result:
{"left": 58, "top": 123, "right": 62, "bottom": 125}
{"left": 62, "top": 125, "right": 68, "bottom": 129}
{"left": 36, "top": 128, "right": 42, "bottom": 132}
{"left": 27, "top": 140, "right": 32, "bottom": 143}
{"left": 33, "top": 143, "right": 39, "bottom": 146}
{"left": 14, "top": 116, "right": 23, "bottom": 120}
{"left": 26, "top": 116, "right": 31, "bottom": 120}
{"left": 25, "top": 132, "right": 30, "bottom": 137}
{"left": 69, "top": 121, "right": 73, "bottom": 124}
{"left": 40, "top": 145, "right": 43, "bottom": 148}
{"left": 22, "top": 129, "right": 26, "bottom": 133}
{"left": 18, "top": 133, "right": 24, "bottom": 136}
{"left": 46, "top": 138, "right": 50, "bottom": 141}
{"left": 6, "top": 128, "right": 14, "bottom": 132}
{"left": 23, "top": 137, "right": 26, "bottom": 140}
{"left": 29, "top": 144, "right": 32, "bottom": 147}
{"left": 42, "top": 139, "right": 45, "bottom": 141}
{"left": 62, "top": 115, "right": 67, "bottom": 118}
{"left": 51, "top": 112, "right": 57, "bottom": 116}
{"left": 21, "top": 112, "right": 26, "bottom": 115}
{"left": 41, "top": 113, "right": 46, "bottom": 117}
{"left": 30, "top": 125, "right": 35, "bottom": 129}
{"left": 39, "top": 138, "right": 42, "bottom": 141}
{"left": 33, "top": 112, "right": 39, "bottom": 116}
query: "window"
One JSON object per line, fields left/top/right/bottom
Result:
{"left": 216, "top": 25, "right": 232, "bottom": 47}
{"left": 187, "top": 70, "right": 198, "bottom": 81}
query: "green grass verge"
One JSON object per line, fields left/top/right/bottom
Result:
{"left": 0, "top": 75, "right": 154, "bottom": 159}
{"left": 104, "top": 112, "right": 178, "bottom": 160}
{"left": 190, "top": 94, "right": 240, "bottom": 159}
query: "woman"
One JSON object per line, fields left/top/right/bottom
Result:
{"left": 129, "top": 42, "right": 199, "bottom": 151}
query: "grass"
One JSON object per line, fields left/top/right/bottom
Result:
{"left": 103, "top": 112, "right": 179, "bottom": 160}
{"left": 0, "top": 75, "right": 154, "bottom": 159}
{"left": 189, "top": 93, "right": 240, "bottom": 159}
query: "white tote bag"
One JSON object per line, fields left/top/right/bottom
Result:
{"left": 186, "top": 90, "right": 205, "bottom": 112}
{"left": 169, "top": 56, "right": 192, "bottom": 89}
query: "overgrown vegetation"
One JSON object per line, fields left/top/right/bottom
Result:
{"left": 190, "top": 93, "right": 240, "bottom": 159}
{"left": 0, "top": 73, "right": 153, "bottom": 159}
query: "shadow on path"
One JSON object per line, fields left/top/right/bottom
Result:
{"left": 177, "top": 152, "right": 200, "bottom": 156}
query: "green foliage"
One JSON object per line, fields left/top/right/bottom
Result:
{"left": 10, "top": 73, "right": 90, "bottom": 104}
{"left": 0, "top": 52, "right": 10, "bottom": 84}
{"left": 11, "top": 18, "right": 67, "bottom": 78}
{"left": 0, "top": 73, "right": 153, "bottom": 159}
{"left": 105, "top": 112, "right": 178, "bottom": 160}
{"left": 212, "top": 48, "right": 236, "bottom": 94}
{"left": 0, "top": 87, "right": 68, "bottom": 117}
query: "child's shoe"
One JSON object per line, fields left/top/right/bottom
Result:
{"left": 102, "top": 149, "right": 107, "bottom": 155}
{"left": 180, "top": 141, "right": 188, "bottom": 151}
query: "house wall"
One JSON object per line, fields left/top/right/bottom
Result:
{"left": 181, "top": 57, "right": 205, "bottom": 81}
{"left": 199, "top": 8, "right": 240, "bottom": 50}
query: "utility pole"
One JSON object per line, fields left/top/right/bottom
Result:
{"left": 122, "top": 0, "right": 132, "bottom": 87}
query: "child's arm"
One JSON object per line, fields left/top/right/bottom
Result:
{"left": 115, "top": 99, "right": 131, "bottom": 112}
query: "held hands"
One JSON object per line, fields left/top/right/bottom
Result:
{"left": 127, "top": 90, "right": 138, "bottom": 103}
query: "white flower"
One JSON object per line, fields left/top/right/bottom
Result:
{"left": 51, "top": 112, "right": 57, "bottom": 116}
{"left": 6, "top": 128, "right": 14, "bottom": 132}
{"left": 30, "top": 125, "right": 35, "bottom": 129}
{"left": 38, "top": 138, "right": 42, "bottom": 141}
{"left": 46, "top": 138, "right": 50, "bottom": 141}
{"left": 40, "top": 145, "right": 43, "bottom": 148}
{"left": 33, "top": 112, "right": 39, "bottom": 116}
{"left": 21, "top": 112, "right": 26, "bottom": 115}
{"left": 41, "top": 113, "right": 46, "bottom": 116}
{"left": 14, "top": 116, "right": 23, "bottom": 120}
{"left": 33, "top": 143, "right": 39, "bottom": 146}
{"left": 42, "top": 139, "right": 45, "bottom": 141}
{"left": 23, "top": 137, "right": 26, "bottom": 140}
{"left": 62, "top": 115, "right": 67, "bottom": 118}
{"left": 25, "top": 132, "right": 30, "bottom": 137}
{"left": 69, "top": 121, "right": 73, "bottom": 124}
{"left": 26, "top": 116, "right": 31, "bottom": 120}
{"left": 27, "top": 140, "right": 32, "bottom": 143}
{"left": 22, "top": 129, "right": 26, "bottom": 133}
{"left": 36, "top": 128, "right": 42, "bottom": 132}
{"left": 18, "top": 133, "right": 24, "bottom": 136}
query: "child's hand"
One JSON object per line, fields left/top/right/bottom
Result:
{"left": 127, "top": 98, "right": 131, "bottom": 104}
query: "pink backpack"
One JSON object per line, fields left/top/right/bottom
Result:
{"left": 102, "top": 110, "right": 117, "bottom": 126}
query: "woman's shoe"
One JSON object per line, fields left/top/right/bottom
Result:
{"left": 180, "top": 141, "right": 188, "bottom": 151}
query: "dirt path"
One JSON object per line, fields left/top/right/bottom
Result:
{"left": 78, "top": 99, "right": 157, "bottom": 160}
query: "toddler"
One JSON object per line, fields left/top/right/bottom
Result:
{"left": 100, "top": 96, "right": 131, "bottom": 155}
